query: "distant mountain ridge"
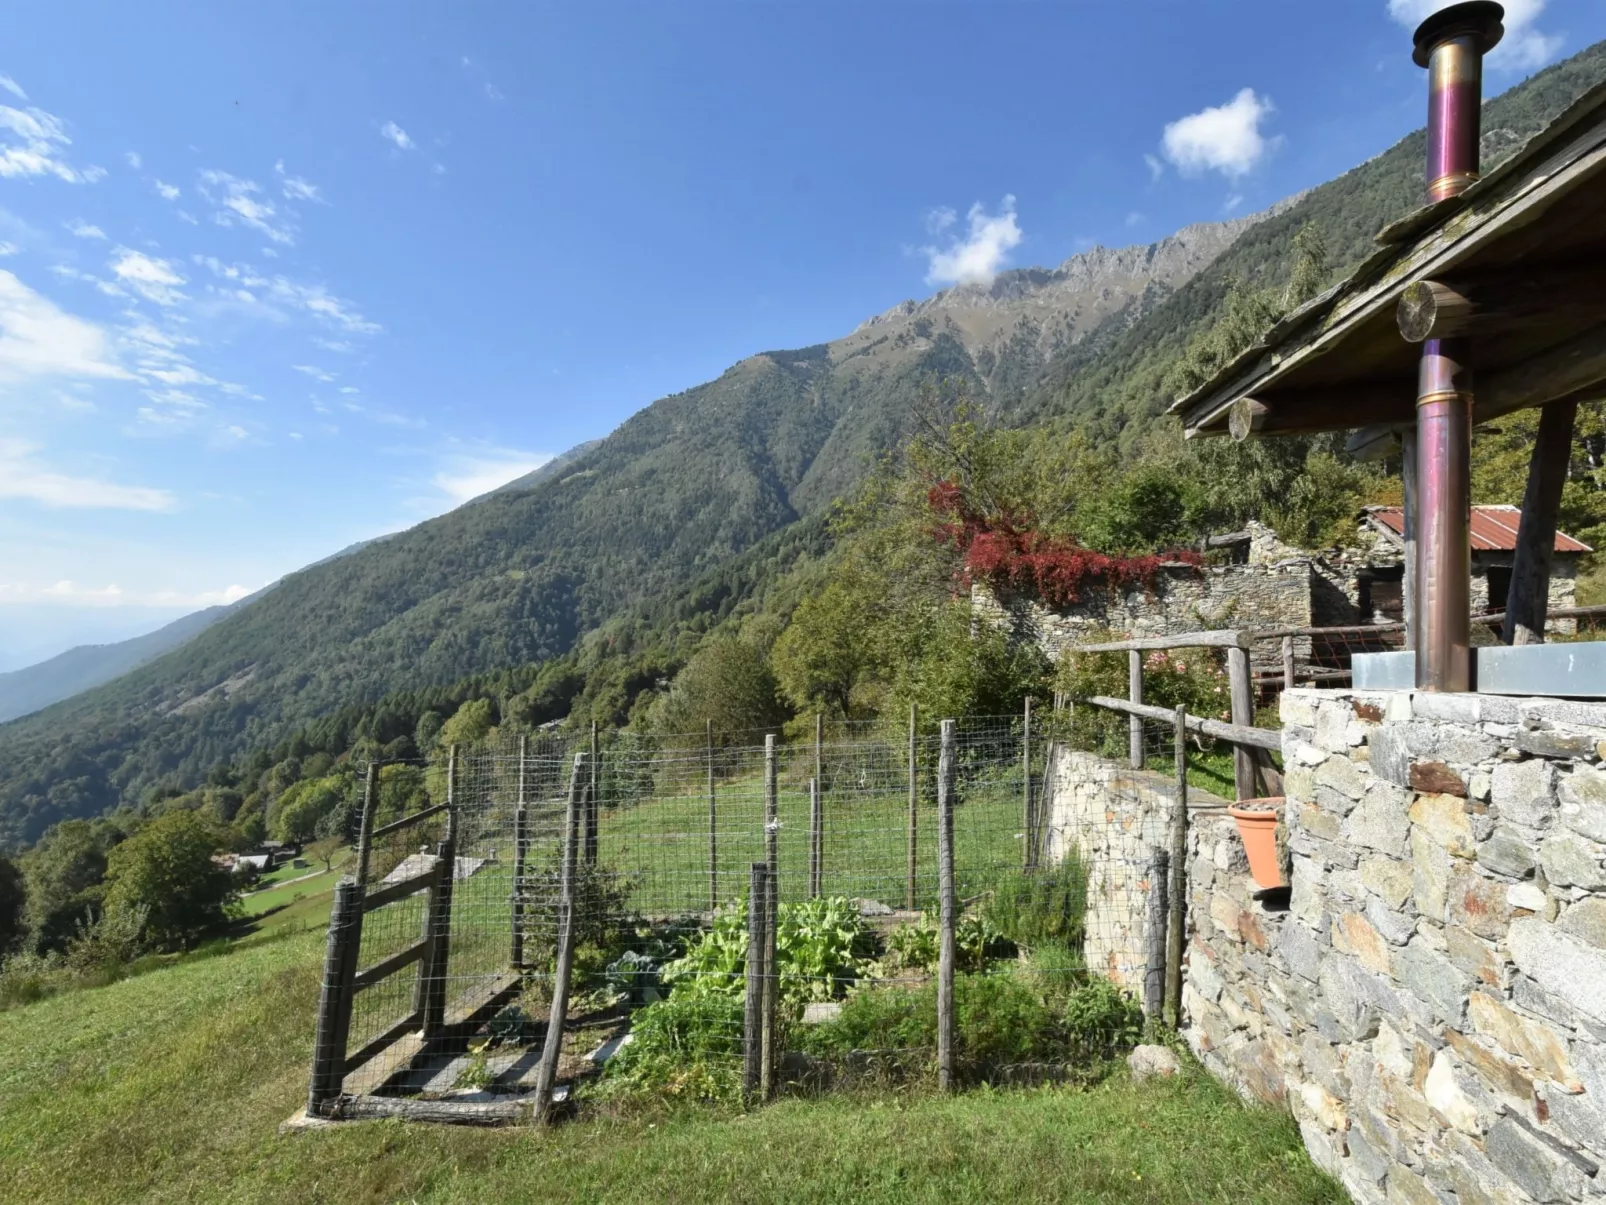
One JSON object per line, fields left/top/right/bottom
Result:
{"left": 0, "top": 38, "right": 1601, "bottom": 846}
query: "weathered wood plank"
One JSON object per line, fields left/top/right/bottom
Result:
{"left": 342, "top": 1010, "right": 421, "bottom": 1075}
{"left": 362, "top": 863, "right": 442, "bottom": 913}
{"left": 1506, "top": 399, "right": 1579, "bottom": 645}
{"left": 353, "top": 940, "right": 429, "bottom": 991}
{"left": 1071, "top": 629, "right": 1249, "bottom": 653}
{"left": 1081, "top": 696, "right": 1282, "bottom": 752}
{"left": 370, "top": 803, "right": 448, "bottom": 841}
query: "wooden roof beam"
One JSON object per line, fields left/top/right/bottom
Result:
{"left": 1397, "top": 266, "right": 1606, "bottom": 342}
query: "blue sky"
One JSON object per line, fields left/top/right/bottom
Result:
{"left": 1, "top": 0, "right": 1601, "bottom": 668}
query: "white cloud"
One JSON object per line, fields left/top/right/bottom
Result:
{"left": 433, "top": 449, "right": 552, "bottom": 505}
{"left": 198, "top": 169, "right": 295, "bottom": 244}
{"left": 380, "top": 121, "right": 415, "bottom": 151}
{"left": 0, "top": 579, "right": 254, "bottom": 608}
{"left": 1386, "top": 0, "right": 1562, "bottom": 70}
{"left": 1225, "top": 194, "right": 1244, "bottom": 213}
{"left": 0, "top": 269, "right": 129, "bottom": 381}
{"left": 0, "top": 104, "right": 101, "bottom": 183}
{"left": 292, "top": 363, "right": 336, "bottom": 382}
{"left": 1161, "top": 88, "right": 1276, "bottom": 179}
{"left": 921, "top": 195, "right": 1023, "bottom": 287}
{"left": 110, "top": 248, "right": 187, "bottom": 306}
{"left": 66, "top": 218, "right": 106, "bottom": 239}
{"left": 1125, "top": 211, "right": 1145, "bottom": 228}
{"left": 154, "top": 179, "right": 180, "bottom": 201}
{"left": 924, "top": 206, "right": 957, "bottom": 235}
{"left": 0, "top": 440, "right": 174, "bottom": 510}
{"left": 124, "top": 150, "right": 141, "bottom": 169}
{"left": 275, "top": 158, "right": 322, "bottom": 202}
{"left": 1144, "top": 153, "right": 1164, "bottom": 183}
{"left": 192, "top": 255, "right": 381, "bottom": 334}
{"left": 312, "top": 336, "right": 352, "bottom": 353}
{"left": 484, "top": 83, "right": 504, "bottom": 102}
{"left": 0, "top": 241, "right": 16, "bottom": 256}
{"left": 0, "top": 76, "right": 26, "bottom": 101}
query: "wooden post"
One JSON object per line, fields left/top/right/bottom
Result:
{"left": 1226, "top": 641, "right": 1259, "bottom": 801}
{"left": 533, "top": 751, "right": 586, "bottom": 1123}
{"left": 355, "top": 762, "right": 380, "bottom": 886}
{"left": 707, "top": 719, "right": 718, "bottom": 913}
{"left": 1128, "top": 649, "right": 1145, "bottom": 770}
{"left": 417, "top": 746, "right": 458, "bottom": 1040}
{"left": 1144, "top": 847, "right": 1170, "bottom": 1020}
{"left": 1281, "top": 635, "right": 1296, "bottom": 693}
{"left": 1506, "top": 399, "right": 1578, "bottom": 645}
{"left": 742, "top": 862, "right": 768, "bottom": 1104}
{"left": 759, "top": 735, "right": 779, "bottom": 1099}
{"left": 307, "top": 876, "right": 365, "bottom": 1114}
{"left": 1165, "top": 706, "right": 1189, "bottom": 1029}
{"left": 1022, "top": 696, "right": 1034, "bottom": 871}
{"left": 815, "top": 712, "right": 824, "bottom": 796}
{"left": 809, "top": 777, "right": 822, "bottom": 899}
{"left": 907, "top": 702, "right": 918, "bottom": 911}
{"left": 936, "top": 718, "right": 957, "bottom": 1093}
{"left": 586, "top": 721, "right": 600, "bottom": 865}
{"left": 511, "top": 734, "right": 528, "bottom": 971}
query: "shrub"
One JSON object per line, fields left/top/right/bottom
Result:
{"left": 1063, "top": 975, "right": 1145, "bottom": 1061}
{"left": 598, "top": 993, "right": 745, "bottom": 1104}
{"left": 983, "top": 856, "right": 1089, "bottom": 952}
{"left": 102, "top": 812, "right": 236, "bottom": 952}
{"left": 885, "top": 916, "right": 939, "bottom": 973}
{"left": 662, "top": 896, "right": 872, "bottom": 1005}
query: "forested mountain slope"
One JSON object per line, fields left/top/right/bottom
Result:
{"left": 0, "top": 40, "right": 1602, "bottom": 847}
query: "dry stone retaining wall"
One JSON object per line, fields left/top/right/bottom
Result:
{"left": 1186, "top": 687, "right": 1606, "bottom": 1205}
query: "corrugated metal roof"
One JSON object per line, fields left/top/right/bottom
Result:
{"left": 1370, "top": 506, "right": 1592, "bottom": 553}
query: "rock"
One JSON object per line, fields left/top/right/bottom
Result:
{"left": 1370, "top": 724, "right": 1412, "bottom": 788}
{"left": 1411, "top": 827, "right": 1452, "bottom": 922}
{"left": 1508, "top": 918, "right": 1606, "bottom": 1026}
{"left": 1425, "top": 1048, "right": 1480, "bottom": 1133}
{"left": 1467, "top": 991, "right": 1581, "bottom": 1092}
{"left": 1278, "top": 921, "right": 1322, "bottom": 983}
{"left": 801, "top": 1001, "right": 842, "bottom": 1024}
{"left": 1335, "top": 910, "right": 1393, "bottom": 974}
{"left": 1362, "top": 856, "right": 1414, "bottom": 909}
{"left": 1385, "top": 1167, "right": 1440, "bottom": 1205}
{"left": 1484, "top": 1116, "right": 1594, "bottom": 1204}
{"left": 1491, "top": 760, "right": 1557, "bottom": 829}
{"left": 1556, "top": 897, "right": 1606, "bottom": 949}
{"left": 1558, "top": 767, "right": 1606, "bottom": 843}
{"left": 1347, "top": 784, "right": 1411, "bottom": 858}
{"left": 1506, "top": 882, "right": 1546, "bottom": 912}
{"left": 1411, "top": 759, "right": 1467, "bottom": 796}
{"left": 1449, "top": 868, "right": 1511, "bottom": 940}
{"left": 1296, "top": 801, "right": 1343, "bottom": 842}
{"left": 1538, "top": 833, "right": 1606, "bottom": 890}
{"left": 1411, "top": 792, "right": 1477, "bottom": 858}
{"left": 1297, "top": 1079, "right": 1348, "bottom": 1131}
{"left": 1316, "top": 753, "right": 1367, "bottom": 801}
{"left": 1445, "top": 925, "right": 1504, "bottom": 987}
{"left": 1127, "top": 1043, "right": 1181, "bottom": 1082}
{"left": 1396, "top": 939, "right": 1471, "bottom": 1024}
{"left": 1514, "top": 726, "right": 1599, "bottom": 760}
{"left": 1545, "top": 1041, "right": 1606, "bottom": 1151}
{"left": 1444, "top": 1027, "right": 1536, "bottom": 1105}
{"left": 1476, "top": 826, "right": 1537, "bottom": 879}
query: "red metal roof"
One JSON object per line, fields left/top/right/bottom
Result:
{"left": 1370, "top": 506, "right": 1592, "bottom": 553}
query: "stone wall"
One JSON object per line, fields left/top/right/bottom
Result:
{"left": 1186, "top": 687, "right": 1606, "bottom": 1205}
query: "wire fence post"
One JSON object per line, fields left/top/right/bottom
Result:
{"left": 534, "top": 751, "right": 586, "bottom": 1123}
{"left": 416, "top": 745, "right": 458, "bottom": 1042}
{"left": 809, "top": 777, "right": 822, "bottom": 898}
{"left": 586, "top": 721, "right": 600, "bottom": 866}
{"left": 707, "top": 719, "right": 718, "bottom": 913}
{"left": 307, "top": 876, "right": 364, "bottom": 1116}
{"left": 815, "top": 712, "right": 824, "bottom": 795}
{"left": 907, "top": 702, "right": 918, "bottom": 911}
{"left": 355, "top": 761, "right": 379, "bottom": 886}
{"left": 760, "top": 735, "right": 779, "bottom": 1099}
{"left": 743, "top": 862, "right": 769, "bottom": 1105}
{"left": 1129, "top": 649, "right": 1145, "bottom": 770}
{"left": 511, "top": 733, "right": 528, "bottom": 971}
{"left": 937, "top": 718, "right": 957, "bottom": 1093}
{"left": 1022, "top": 696, "right": 1035, "bottom": 872}
{"left": 1144, "top": 846, "right": 1170, "bottom": 1019}
{"left": 1165, "top": 705, "right": 1190, "bottom": 1029}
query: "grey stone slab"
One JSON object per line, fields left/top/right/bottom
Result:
{"left": 1348, "top": 786, "right": 1411, "bottom": 859}
{"left": 1509, "top": 918, "right": 1606, "bottom": 1027}
{"left": 1559, "top": 767, "right": 1606, "bottom": 844}
{"left": 1557, "top": 898, "right": 1606, "bottom": 950}
{"left": 1317, "top": 753, "right": 1368, "bottom": 802}
{"left": 1370, "top": 724, "right": 1413, "bottom": 790}
{"left": 1484, "top": 1116, "right": 1596, "bottom": 1203}
{"left": 1396, "top": 939, "right": 1472, "bottom": 1026}
{"left": 1365, "top": 894, "right": 1417, "bottom": 946}
{"left": 1476, "top": 827, "right": 1538, "bottom": 880}
{"left": 1492, "top": 760, "right": 1558, "bottom": 829}
{"left": 1280, "top": 920, "right": 1323, "bottom": 982}
{"left": 1515, "top": 726, "right": 1600, "bottom": 760}
{"left": 1539, "top": 834, "right": 1606, "bottom": 890}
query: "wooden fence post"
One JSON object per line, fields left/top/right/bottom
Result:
{"left": 936, "top": 718, "right": 957, "bottom": 1093}
{"left": 707, "top": 719, "right": 718, "bottom": 913}
{"left": 1226, "top": 637, "right": 1260, "bottom": 801}
{"left": 1144, "top": 847, "right": 1170, "bottom": 1019}
{"left": 1022, "top": 697, "right": 1034, "bottom": 871}
{"left": 416, "top": 746, "right": 458, "bottom": 1040}
{"left": 809, "top": 777, "right": 822, "bottom": 899}
{"left": 1165, "top": 705, "right": 1189, "bottom": 1029}
{"left": 743, "top": 862, "right": 769, "bottom": 1104}
{"left": 533, "top": 751, "right": 586, "bottom": 1123}
{"left": 586, "top": 721, "right": 600, "bottom": 866}
{"left": 355, "top": 762, "right": 379, "bottom": 886}
{"left": 511, "top": 734, "right": 528, "bottom": 971}
{"left": 760, "top": 735, "right": 779, "bottom": 1099}
{"left": 1129, "top": 649, "right": 1145, "bottom": 770}
{"left": 307, "top": 876, "right": 365, "bottom": 1115}
{"left": 907, "top": 702, "right": 918, "bottom": 911}
{"left": 1282, "top": 635, "right": 1296, "bottom": 692}
{"left": 815, "top": 712, "right": 824, "bottom": 795}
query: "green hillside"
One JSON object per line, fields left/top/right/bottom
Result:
{"left": 0, "top": 40, "right": 1603, "bottom": 847}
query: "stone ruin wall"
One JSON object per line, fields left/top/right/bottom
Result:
{"left": 1186, "top": 688, "right": 1606, "bottom": 1205}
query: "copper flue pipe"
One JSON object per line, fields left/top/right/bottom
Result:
{"left": 1411, "top": 2, "right": 1503, "bottom": 691}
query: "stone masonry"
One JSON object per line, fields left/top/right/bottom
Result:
{"left": 1186, "top": 687, "right": 1606, "bottom": 1205}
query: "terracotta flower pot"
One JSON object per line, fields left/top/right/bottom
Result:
{"left": 1228, "top": 798, "right": 1286, "bottom": 890}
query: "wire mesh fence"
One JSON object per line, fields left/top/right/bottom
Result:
{"left": 308, "top": 713, "right": 1186, "bottom": 1119}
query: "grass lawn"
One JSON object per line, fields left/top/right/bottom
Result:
{"left": 0, "top": 896, "right": 1345, "bottom": 1205}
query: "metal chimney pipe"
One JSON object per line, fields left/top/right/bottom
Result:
{"left": 1411, "top": 2, "right": 1503, "bottom": 692}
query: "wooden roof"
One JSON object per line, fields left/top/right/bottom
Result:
{"left": 1369, "top": 505, "right": 1593, "bottom": 553}
{"left": 1173, "top": 80, "right": 1606, "bottom": 440}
